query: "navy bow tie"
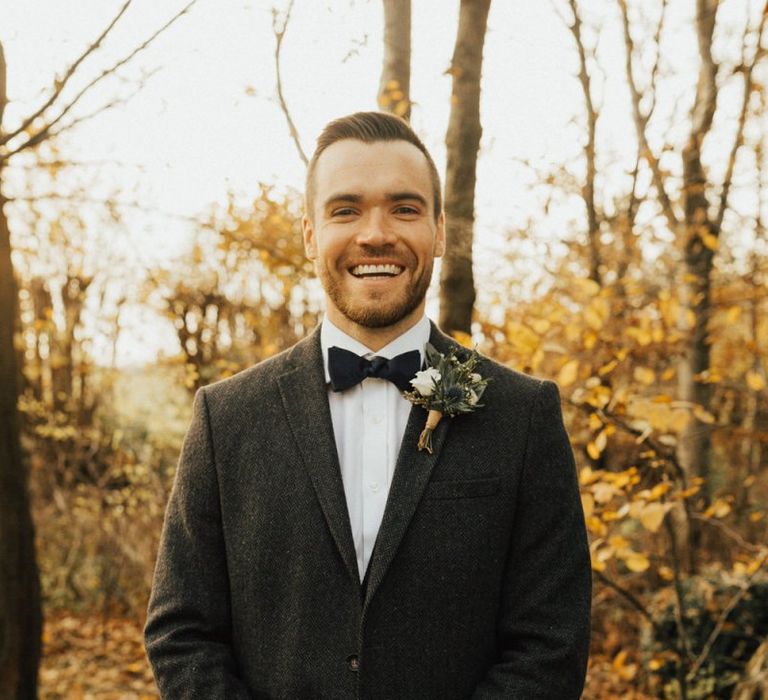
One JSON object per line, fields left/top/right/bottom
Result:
{"left": 328, "top": 346, "right": 421, "bottom": 393}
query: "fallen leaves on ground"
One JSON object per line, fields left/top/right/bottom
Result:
{"left": 40, "top": 612, "right": 157, "bottom": 699}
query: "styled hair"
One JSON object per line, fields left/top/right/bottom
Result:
{"left": 304, "top": 111, "right": 442, "bottom": 222}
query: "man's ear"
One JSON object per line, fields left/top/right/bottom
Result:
{"left": 302, "top": 214, "right": 317, "bottom": 260}
{"left": 434, "top": 211, "right": 446, "bottom": 258}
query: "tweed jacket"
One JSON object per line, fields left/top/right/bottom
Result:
{"left": 144, "top": 322, "right": 591, "bottom": 699}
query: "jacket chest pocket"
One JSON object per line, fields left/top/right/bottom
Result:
{"left": 424, "top": 476, "right": 502, "bottom": 500}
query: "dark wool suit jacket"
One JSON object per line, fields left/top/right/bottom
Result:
{"left": 144, "top": 322, "right": 591, "bottom": 699}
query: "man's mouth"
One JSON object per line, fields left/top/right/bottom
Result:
{"left": 349, "top": 263, "right": 404, "bottom": 278}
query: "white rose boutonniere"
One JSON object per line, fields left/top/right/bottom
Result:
{"left": 403, "top": 343, "right": 490, "bottom": 454}
{"left": 410, "top": 367, "right": 441, "bottom": 396}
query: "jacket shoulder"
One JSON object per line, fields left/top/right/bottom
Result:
{"left": 198, "top": 330, "right": 317, "bottom": 413}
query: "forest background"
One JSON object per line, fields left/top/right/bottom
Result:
{"left": 1, "top": 0, "right": 767, "bottom": 697}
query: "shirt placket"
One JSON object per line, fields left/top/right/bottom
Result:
{"left": 361, "top": 379, "right": 389, "bottom": 574}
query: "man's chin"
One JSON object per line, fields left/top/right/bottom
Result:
{"left": 341, "top": 305, "right": 415, "bottom": 329}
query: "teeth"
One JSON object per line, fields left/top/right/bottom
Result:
{"left": 351, "top": 264, "right": 403, "bottom": 277}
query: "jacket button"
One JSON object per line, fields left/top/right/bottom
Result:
{"left": 347, "top": 654, "right": 360, "bottom": 672}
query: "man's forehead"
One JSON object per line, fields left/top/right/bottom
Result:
{"left": 313, "top": 138, "right": 432, "bottom": 192}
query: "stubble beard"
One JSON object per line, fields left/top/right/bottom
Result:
{"left": 318, "top": 256, "right": 434, "bottom": 329}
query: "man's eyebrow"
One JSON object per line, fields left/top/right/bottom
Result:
{"left": 323, "top": 193, "right": 363, "bottom": 208}
{"left": 386, "top": 191, "right": 428, "bottom": 208}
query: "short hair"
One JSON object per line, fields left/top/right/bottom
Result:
{"left": 305, "top": 112, "right": 442, "bottom": 222}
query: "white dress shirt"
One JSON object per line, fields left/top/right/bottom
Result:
{"left": 321, "top": 315, "right": 430, "bottom": 581}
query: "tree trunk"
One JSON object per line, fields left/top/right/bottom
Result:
{"left": 438, "top": 0, "right": 492, "bottom": 337}
{"left": 0, "top": 41, "right": 43, "bottom": 700}
{"left": 677, "top": 0, "right": 719, "bottom": 507}
{"left": 378, "top": 0, "right": 411, "bottom": 120}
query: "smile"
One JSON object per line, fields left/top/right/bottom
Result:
{"left": 349, "top": 263, "right": 404, "bottom": 278}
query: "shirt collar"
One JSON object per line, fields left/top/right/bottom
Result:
{"left": 320, "top": 315, "right": 431, "bottom": 384}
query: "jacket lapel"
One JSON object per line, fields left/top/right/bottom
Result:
{"left": 363, "top": 323, "right": 459, "bottom": 607}
{"left": 276, "top": 327, "right": 359, "bottom": 586}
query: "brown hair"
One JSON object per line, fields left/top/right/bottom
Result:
{"left": 304, "top": 111, "right": 442, "bottom": 222}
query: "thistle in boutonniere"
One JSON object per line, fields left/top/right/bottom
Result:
{"left": 403, "top": 343, "right": 490, "bottom": 454}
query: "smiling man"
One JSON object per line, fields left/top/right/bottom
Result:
{"left": 145, "top": 112, "right": 591, "bottom": 699}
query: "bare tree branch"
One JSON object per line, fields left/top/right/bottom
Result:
{"left": 691, "top": 513, "right": 764, "bottom": 553}
{"left": 2, "top": 1, "right": 198, "bottom": 159}
{"left": 565, "top": 0, "right": 601, "bottom": 284}
{"left": 8, "top": 159, "right": 146, "bottom": 173}
{"left": 3, "top": 78, "right": 150, "bottom": 161}
{"left": 594, "top": 570, "right": 665, "bottom": 638}
{"left": 686, "top": 547, "right": 768, "bottom": 681}
{"left": 646, "top": 0, "right": 668, "bottom": 123}
{"left": 568, "top": 396, "right": 688, "bottom": 484}
{"left": 664, "top": 516, "right": 694, "bottom": 669}
{"left": 7, "top": 193, "right": 206, "bottom": 225}
{"left": 0, "top": 1, "right": 133, "bottom": 146}
{"left": 272, "top": 0, "right": 308, "bottom": 166}
{"left": 617, "top": 0, "right": 678, "bottom": 231}
{"left": 714, "top": 8, "right": 767, "bottom": 232}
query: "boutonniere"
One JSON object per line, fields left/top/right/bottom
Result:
{"left": 403, "top": 343, "right": 490, "bottom": 454}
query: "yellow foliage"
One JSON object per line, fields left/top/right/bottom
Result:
{"left": 692, "top": 405, "right": 716, "bottom": 424}
{"left": 598, "top": 358, "right": 619, "bottom": 376}
{"left": 628, "top": 398, "right": 690, "bottom": 434}
{"left": 506, "top": 321, "right": 540, "bottom": 355}
{"left": 557, "top": 359, "right": 579, "bottom": 387}
{"left": 701, "top": 231, "right": 719, "bottom": 250}
{"left": 394, "top": 100, "right": 409, "bottom": 117}
{"left": 661, "top": 367, "right": 676, "bottom": 381}
{"left": 608, "top": 535, "right": 630, "bottom": 549}
{"left": 704, "top": 498, "right": 732, "bottom": 519}
{"left": 611, "top": 650, "right": 638, "bottom": 681}
{"left": 638, "top": 502, "right": 668, "bottom": 533}
{"left": 587, "top": 516, "right": 608, "bottom": 537}
{"left": 726, "top": 306, "right": 742, "bottom": 323}
{"left": 587, "top": 429, "right": 609, "bottom": 460}
{"left": 623, "top": 552, "right": 650, "bottom": 573}
{"left": 592, "top": 481, "right": 617, "bottom": 504}
{"left": 746, "top": 370, "right": 766, "bottom": 391}
{"left": 451, "top": 331, "right": 473, "bottom": 348}
{"left": 633, "top": 366, "right": 656, "bottom": 385}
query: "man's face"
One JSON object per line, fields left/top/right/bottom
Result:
{"left": 303, "top": 139, "right": 445, "bottom": 334}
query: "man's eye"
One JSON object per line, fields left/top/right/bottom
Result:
{"left": 394, "top": 206, "right": 419, "bottom": 215}
{"left": 331, "top": 208, "right": 356, "bottom": 217}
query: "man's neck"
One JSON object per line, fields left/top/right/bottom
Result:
{"left": 325, "top": 309, "right": 426, "bottom": 353}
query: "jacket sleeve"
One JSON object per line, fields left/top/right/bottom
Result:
{"left": 144, "top": 388, "right": 251, "bottom": 699}
{"left": 472, "top": 380, "right": 592, "bottom": 699}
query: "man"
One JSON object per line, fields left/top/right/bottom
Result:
{"left": 145, "top": 112, "right": 591, "bottom": 698}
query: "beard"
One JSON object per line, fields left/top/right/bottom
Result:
{"left": 317, "top": 247, "right": 434, "bottom": 329}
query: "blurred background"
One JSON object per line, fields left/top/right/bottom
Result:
{"left": 1, "top": 0, "right": 766, "bottom": 697}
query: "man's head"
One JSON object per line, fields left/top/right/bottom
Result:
{"left": 302, "top": 112, "right": 445, "bottom": 347}
{"left": 305, "top": 112, "right": 442, "bottom": 225}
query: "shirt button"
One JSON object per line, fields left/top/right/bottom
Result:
{"left": 347, "top": 654, "right": 360, "bottom": 672}
{"left": 369, "top": 482, "right": 380, "bottom": 493}
{"left": 371, "top": 414, "right": 383, "bottom": 425}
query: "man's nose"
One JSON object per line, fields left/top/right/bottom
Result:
{"left": 354, "top": 209, "right": 396, "bottom": 246}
